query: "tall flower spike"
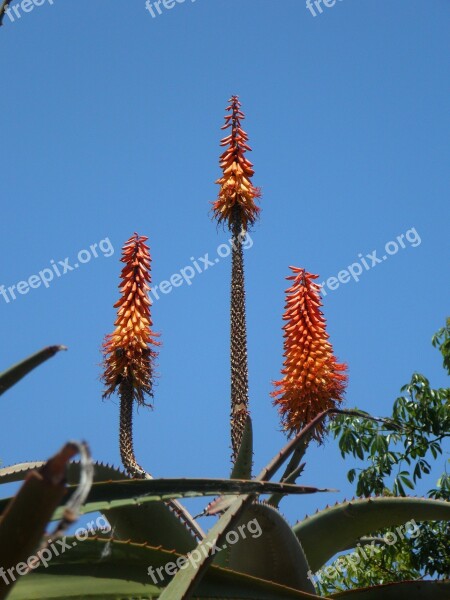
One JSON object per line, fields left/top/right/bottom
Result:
{"left": 212, "top": 95, "right": 261, "bottom": 230}
{"left": 212, "top": 96, "right": 261, "bottom": 462}
{"left": 101, "top": 233, "right": 159, "bottom": 478}
{"left": 271, "top": 267, "right": 348, "bottom": 441}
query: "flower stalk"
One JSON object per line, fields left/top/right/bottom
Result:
{"left": 101, "top": 233, "right": 159, "bottom": 477}
{"left": 212, "top": 96, "right": 261, "bottom": 462}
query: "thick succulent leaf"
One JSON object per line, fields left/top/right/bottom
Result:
{"left": 0, "top": 444, "right": 81, "bottom": 600}
{"left": 213, "top": 503, "right": 316, "bottom": 595}
{"left": 293, "top": 496, "right": 450, "bottom": 572}
{"left": 105, "top": 502, "right": 198, "bottom": 554}
{"left": 267, "top": 446, "right": 307, "bottom": 508}
{"left": 0, "top": 461, "right": 201, "bottom": 553}
{"left": 259, "top": 409, "right": 387, "bottom": 486}
{"left": 0, "top": 478, "right": 332, "bottom": 520}
{"left": 340, "top": 537, "right": 388, "bottom": 551}
{"left": 0, "top": 345, "right": 66, "bottom": 396}
{"left": 258, "top": 410, "right": 337, "bottom": 483}
{"left": 68, "top": 477, "right": 329, "bottom": 555}
{"left": 230, "top": 415, "right": 253, "bottom": 480}
{"left": 278, "top": 430, "right": 312, "bottom": 484}
{"left": 88, "top": 478, "right": 332, "bottom": 501}
{"left": 0, "top": 462, "right": 45, "bottom": 483}
{"left": 82, "top": 478, "right": 331, "bottom": 506}
{"left": 159, "top": 419, "right": 336, "bottom": 599}
{"left": 24, "top": 538, "right": 182, "bottom": 585}
{"left": 65, "top": 461, "right": 128, "bottom": 484}
{"left": 159, "top": 493, "right": 255, "bottom": 599}
{"left": 328, "top": 579, "right": 450, "bottom": 599}
{"left": 9, "top": 538, "right": 323, "bottom": 600}
{"left": 203, "top": 412, "right": 335, "bottom": 517}
{"left": 64, "top": 465, "right": 206, "bottom": 548}
{"left": 266, "top": 462, "right": 305, "bottom": 508}
{"left": 9, "top": 573, "right": 322, "bottom": 600}
{"left": 9, "top": 576, "right": 160, "bottom": 599}
{"left": 0, "top": 461, "right": 127, "bottom": 486}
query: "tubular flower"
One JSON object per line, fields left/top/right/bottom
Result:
{"left": 102, "top": 233, "right": 159, "bottom": 407}
{"left": 212, "top": 95, "right": 261, "bottom": 230}
{"left": 271, "top": 266, "right": 347, "bottom": 440}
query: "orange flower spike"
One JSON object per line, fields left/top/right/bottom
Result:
{"left": 271, "top": 267, "right": 348, "bottom": 440}
{"left": 212, "top": 95, "right": 261, "bottom": 230}
{"left": 102, "top": 233, "right": 159, "bottom": 407}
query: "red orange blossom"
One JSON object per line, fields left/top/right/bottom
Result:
{"left": 212, "top": 95, "right": 261, "bottom": 230}
{"left": 101, "top": 233, "right": 159, "bottom": 406}
{"left": 272, "top": 266, "right": 348, "bottom": 439}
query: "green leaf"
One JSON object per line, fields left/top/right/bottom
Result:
{"left": 259, "top": 410, "right": 338, "bottom": 482}
{"left": 18, "top": 536, "right": 321, "bottom": 600}
{"left": 1, "top": 473, "right": 329, "bottom": 508}
{"left": 105, "top": 501, "right": 199, "bottom": 554}
{"left": 0, "top": 346, "right": 66, "bottom": 396}
{"left": 213, "top": 503, "right": 315, "bottom": 594}
{"left": 0, "top": 443, "right": 80, "bottom": 599}
{"left": 347, "top": 469, "right": 356, "bottom": 484}
{"left": 9, "top": 575, "right": 161, "bottom": 600}
{"left": 370, "top": 436, "right": 388, "bottom": 455}
{"left": 394, "top": 478, "right": 406, "bottom": 496}
{"left": 230, "top": 415, "right": 253, "bottom": 480}
{"left": 204, "top": 410, "right": 339, "bottom": 518}
{"left": 0, "top": 462, "right": 46, "bottom": 484}
{"left": 0, "top": 476, "right": 329, "bottom": 543}
{"left": 266, "top": 429, "right": 312, "bottom": 508}
{"left": 158, "top": 414, "right": 339, "bottom": 599}
{"left": 46, "top": 477, "right": 328, "bottom": 556}
{"left": 266, "top": 462, "right": 306, "bottom": 509}
{"left": 399, "top": 475, "right": 414, "bottom": 491}
{"left": 158, "top": 493, "right": 255, "bottom": 599}
{"left": 293, "top": 496, "right": 450, "bottom": 571}
{"left": 328, "top": 579, "right": 450, "bottom": 599}
{"left": 0, "top": 461, "right": 127, "bottom": 486}
{"left": 0, "top": 462, "right": 202, "bottom": 554}
{"left": 78, "top": 479, "right": 331, "bottom": 513}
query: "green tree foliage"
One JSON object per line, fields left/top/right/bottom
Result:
{"left": 322, "top": 319, "right": 450, "bottom": 594}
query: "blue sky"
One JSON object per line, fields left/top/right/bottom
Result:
{"left": 1, "top": 0, "right": 449, "bottom": 530}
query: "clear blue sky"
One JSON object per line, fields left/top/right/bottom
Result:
{"left": 1, "top": 1, "right": 449, "bottom": 527}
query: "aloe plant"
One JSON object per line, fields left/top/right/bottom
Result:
{"left": 101, "top": 232, "right": 159, "bottom": 479}
{"left": 212, "top": 95, "right": 261, "bottom": 463}
{"left": 0, "top": 98, "right": 449, "bottom": 599}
